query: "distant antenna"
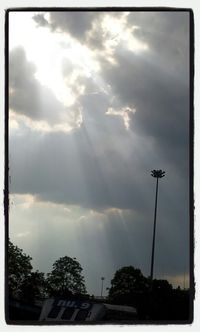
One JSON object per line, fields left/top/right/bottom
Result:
{"left": 101, "top": 277, "right": 105, "bottom": 298}
{"left": 183, "top": 272, "right": 186, "bottom": 290}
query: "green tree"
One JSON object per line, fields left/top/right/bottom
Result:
{"left": 109, "top": 266, "right": 149, "bottom": 301}
{"left": 8, "top": 240, "right": 33, "bottom": 299}
{"left": 46, "top": 256, "right": 86, "bottom": 297}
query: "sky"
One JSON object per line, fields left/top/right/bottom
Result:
{"left": 8, "top": 10, "right": 190, "bottom": 296}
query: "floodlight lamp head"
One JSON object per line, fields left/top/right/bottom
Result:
{"left": 151, "top": 169, "right": 166, "bottom": 178}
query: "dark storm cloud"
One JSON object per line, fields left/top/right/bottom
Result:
{"left": 101, "top": 51, "right": 189, "bottom": 174}
{"left": 9, "top": 47, "right": 72, "bottom": 125}
{"left": 127, "top": 11, "right": 189, "bottom": 77}
{"left": 97, "top": 12, "right": 189, "bottom": 178}
{"left": 33, "top": 12, "right": 97, "bottom": 40}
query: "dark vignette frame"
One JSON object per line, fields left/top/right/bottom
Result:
{"left": 4, "top": 6, "right": 194, "bottom": 326}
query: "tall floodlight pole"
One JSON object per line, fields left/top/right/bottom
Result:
{"left": 101, "top": 277, "right": 105, "bottom": 298}
{"left": 150, "top": 169, "right": 165, "bottom": 283}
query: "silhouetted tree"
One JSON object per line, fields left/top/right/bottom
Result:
{"left": 152, "top": 279, "right": 173, "bottom": 294}
{"left": 19, "top": 271, "right": 47, "bottom": 303}
{"left": 109, "top": 266, "right": 149, "bottom": 302}
{"left": 8, "top": 240, "right": 32, "bottom": 299}
{"left": 108, "top": 266, "right": 184, "bottom": 319}
{"left": 46, "top": 256, "right": 86, "bottom": 297}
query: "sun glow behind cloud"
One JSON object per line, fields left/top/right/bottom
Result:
{"left": 9, "top": 109, "right": 82, "bottom": 133}
{"left": 106, "top": 106, "right": 136, "bottom": 130}
{"left": 9, "top": 12, "right": 100, "bottom": 129}
{"left": 9, "top": 11, "right": 148, "bottom": 134}
{"left": 9, "top": 12, "right": 77, "bottom": 107}
{"left": 101, "top": 13, "right": 149, "bottom": 59}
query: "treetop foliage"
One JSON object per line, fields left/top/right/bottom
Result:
{"left": 8, "top": 241, "right": 87, "bottom": 301}
{"left": 46, "top": 255, "right": 87, "bottom": 296}
{"left": 8, "top": 240, "right": 33, "bottom": 298}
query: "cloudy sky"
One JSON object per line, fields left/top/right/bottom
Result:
{"left": 9, "top": 10, "right": 190, "bottom": 295}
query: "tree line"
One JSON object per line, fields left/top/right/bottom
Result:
{"left": 8, "top": 240, "right": 86, "bottom": 302}
{"left": 8, "top": 240, "right": 190, "bottom": 320}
